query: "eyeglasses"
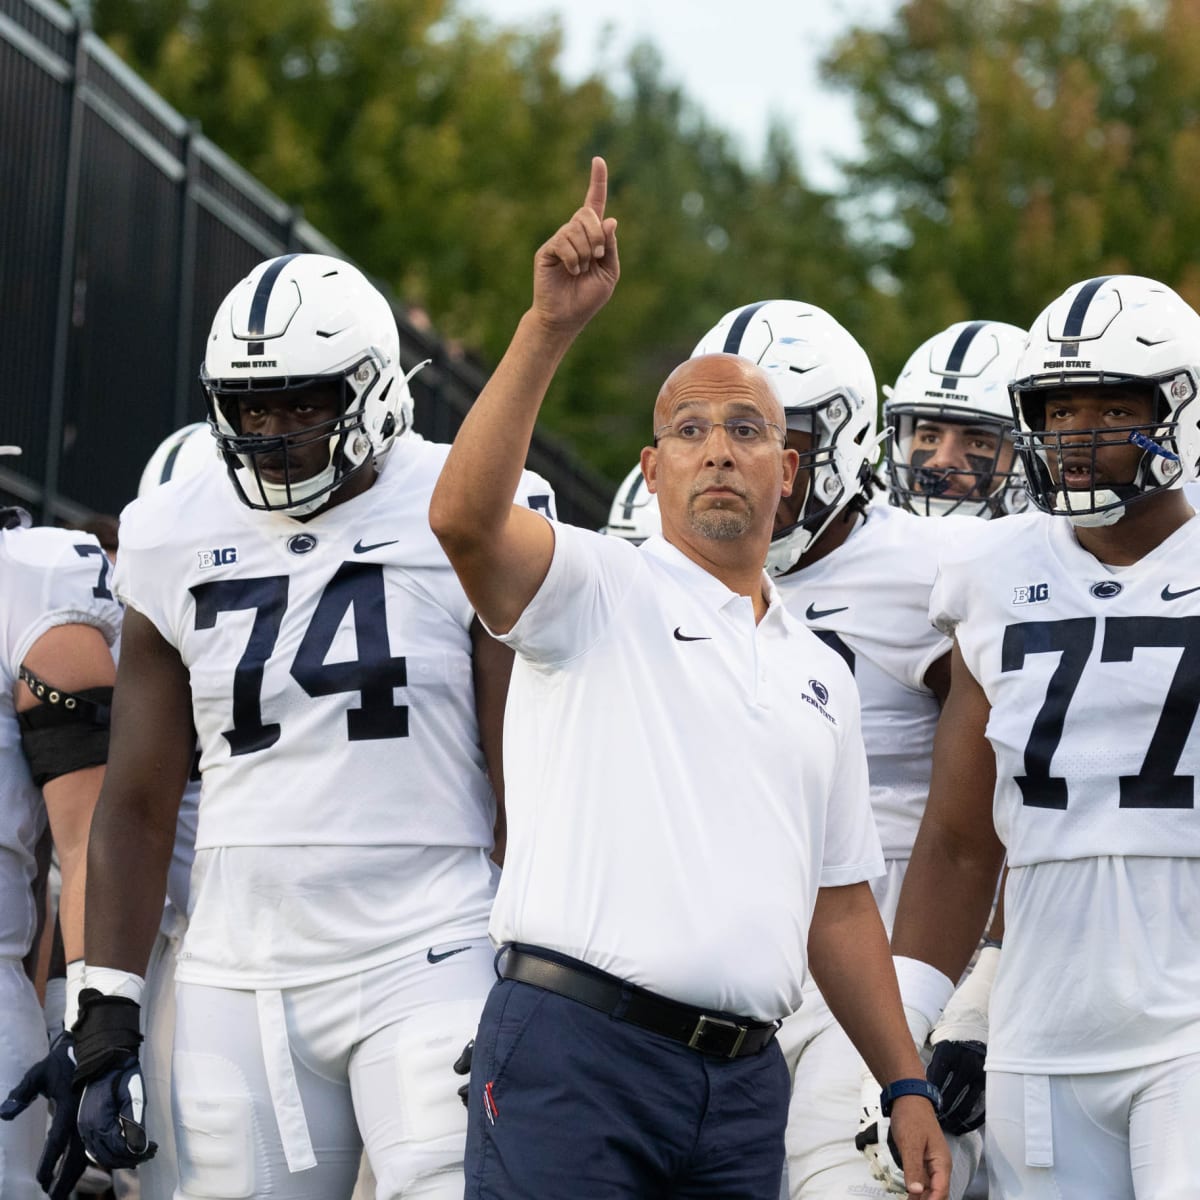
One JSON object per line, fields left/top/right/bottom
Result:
{"left": 654, "top": 415, "right": 785, "bottom": 448}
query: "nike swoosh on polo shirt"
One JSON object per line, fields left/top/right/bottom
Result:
{"left": 805, "top": 603, "right": 849, "bottom": 621}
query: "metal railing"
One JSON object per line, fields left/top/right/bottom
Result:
{"left": 0, "top": 0, "right": 612, "bottom": 527}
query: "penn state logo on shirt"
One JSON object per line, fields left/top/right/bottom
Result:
{"left": 1090, "top": 580, "right": 1123, "bottom": 600}
{"left": 802, "top": 678, "right": 837, "bottom": 726}
{"left": 287, "top": 533, "right": 319, "bottom": 555}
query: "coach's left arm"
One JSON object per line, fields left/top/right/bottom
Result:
{"left": 809, "top": 880, "right": 951, "bottom": 1199}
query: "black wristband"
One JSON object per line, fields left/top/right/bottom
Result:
{"left": 72, "top": 989, "right": 143, "bottom": 1087}
{"left": 880, "top": 1077, "right": 942, "bottom": 1116}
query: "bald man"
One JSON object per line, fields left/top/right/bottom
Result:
{"left": 429, "top": 158, "right": 949, "bottom": 1200}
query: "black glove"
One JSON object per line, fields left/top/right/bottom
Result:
{"left": 0, "top": 1032, "right": 89, "bottom": 1199}
{"left": 72, "top": 989, "right": 157, "bottom": 1169}
{"left": 926, "top": 1038, "right": 987, "bottom": 1135}
{"left": 453, "top": 1039, "right": 473, "bottom": 1108}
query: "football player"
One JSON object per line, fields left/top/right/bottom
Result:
{"left": 602, "top": 463, "right": 661, "bottom": 543}
{"left": 692, "top": 300, "right": 982, "bottom": 1199}
{"left": 66, "top": 254, "right": 555, "bottom": 1199}
{"left": 884, "top": 321, "right": 1028, "bottom": 519}
{"left": 0, "top": 446, "right": 122, "bottom": 1198}
{"left": 890, "top": 274, "right": 1200, "bottom": 1197}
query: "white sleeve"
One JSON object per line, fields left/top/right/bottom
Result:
{"left": 928, "top": 557, "right": 965, "bottom": 639}
{"left": 516, "top": 469, "right": 557, "bottom": 521}
{"left": 492, "top": 520, "right": 638, "bottom": 668}
{"left": 8, "top": 530, "right": 123, "bottom": 666}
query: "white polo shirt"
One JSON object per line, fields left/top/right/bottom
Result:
{"left": 490, "top": 523, "right": 882, "bottom": 1021}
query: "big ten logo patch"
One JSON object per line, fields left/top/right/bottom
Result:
{"left": 1012, "top": 583, "right": 1049, "bottom": 606}
{"left": 198, "top": 547, "right": 238, "bottom": 570}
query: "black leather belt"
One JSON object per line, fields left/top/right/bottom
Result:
{"left": 500, "top": 945, "right": 779, "bottom": 1059}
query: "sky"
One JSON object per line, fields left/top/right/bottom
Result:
{"left": 464, "top": 0, "right": 900, "bottom": 189}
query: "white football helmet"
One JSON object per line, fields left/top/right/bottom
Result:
{"left": 885, "top": 320, "right": 1027, "bottom": 518}
{"left": 201, "top": 253, "right": 414, "bottom": 515}
{"left": 137, "top": 422, "right": 216, "bottom": 498}
{"left": 603, "top": 465, "right": 661, "bottom": 544}
{"left": 1011, "top": 275, "right": 1200, "bottom": 527}
{"left": 692, "top": 299, "right": 879, "bottom": 576}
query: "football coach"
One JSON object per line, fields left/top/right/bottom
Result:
{"left": 429, "top": 157, "right": 949, "bottom": 1200}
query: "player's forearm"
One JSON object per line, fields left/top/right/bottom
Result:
{"left": 42, "top": 762, "right": 107, "bottom": 961}
{"left": 84, "top": 790, "right": 176, "bottom": 975}
{"left": 808, "top": 883, "right": 926, "bottom": 1084}
{"left": 56, "top": 841, "right": 87, "bottom": 963}
{"left": 430, "top": 311, "right": 574, "bottom": 552}
{"left": 891, "top": 820, "right": 1004, "bottom": 982}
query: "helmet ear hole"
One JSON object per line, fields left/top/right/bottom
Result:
{"left": 381, "top": 412, "right": 395, "bottom": 440}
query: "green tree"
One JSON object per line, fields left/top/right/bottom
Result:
{"left": 825, "top": 0, "right": 1200, "bottom": 387}
{"left": 90, "top": 0, "right": 865, "bottom": 481}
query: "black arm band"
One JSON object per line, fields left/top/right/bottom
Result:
{"left": 17, "top": 670, "right": 112, "bottom": 786}
{"left": 18, "top": 705, "right": 111, "bottom": 785}
{"left": 72, "top": 990, "right": 143, "bottom": 1087}
{"left": 18, "top": 665, "right": 112, "bottom": 724}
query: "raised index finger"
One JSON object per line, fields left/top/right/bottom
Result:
{"left": 584, "top": 156, "right": 607, "bottom": 217}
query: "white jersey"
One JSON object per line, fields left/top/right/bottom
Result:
{"left": 0, "top": 522, "right": 121, "bottom": 959}
{"left": 114, "top": 438, "right": 555, "bottom": 988}
{"left": 776, "top": 505, "right": 960, "bottom": 859}
{"left": 932, "top": 510, "right": 1200, "bottom": 1071}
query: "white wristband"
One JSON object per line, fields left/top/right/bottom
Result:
{"left": 65, "top": 958, "right": 86, "bottom": 1029}
{"left": 894, "top": 955, "right": 955, "bottom": 1036}
{"left": 930, "top": 944, "right": 1000, "bottom": 1046}
{"left": 86, "top": 965, "right": 145, "bottom": 1005}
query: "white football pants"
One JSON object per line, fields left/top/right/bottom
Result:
{"left": 987, "top": 1053, "right": 1200, "bottom": 1199}
{"left": 170, "top": 937, "right": 493, "bottom": 1200}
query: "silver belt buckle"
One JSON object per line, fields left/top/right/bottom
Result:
{"left": 687, "top": 1014, "right": 747, "bottom": 1057}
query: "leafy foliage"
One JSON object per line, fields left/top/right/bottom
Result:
{"left": 824, "top": 0, "right": 1200, "bottom": 387}
{"left": 89, "top": 0, "right": 1200, "bottom": 483}
{"left": 88, "top": 0, "right": 857, "bottom": 481}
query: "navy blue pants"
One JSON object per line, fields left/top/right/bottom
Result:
{"left": 464, "top": 977, "right": 790, "bottom": 1198}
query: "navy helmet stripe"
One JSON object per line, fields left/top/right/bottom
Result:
{"left": 159, "top": 438, "right": 185, "bottom": 484}
{"left": 940, "top": 320, "right": 987, "bottom": 389}
{"left": 1062, "top": 276, "right": 1114, "bottom": 339}
{"left": 247, "top": 253, "right": 301, "bottom": 338}
{"left": 722, "top": 301, "right": 770, "bottom": 355}
{"left": 621, "top": 471, "right": 645, "bottom": 520}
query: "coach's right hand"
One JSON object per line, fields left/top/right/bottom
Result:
{"left": 72, "top": 989, "right": 157, "bottom": 1169}
{"left": 531, "top": 156, "right": 620, "bottom": 338}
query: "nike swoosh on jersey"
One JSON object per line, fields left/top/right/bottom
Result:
{"left": 805, "top": 603, "right": 849, "bottom": 621}
{"left": 1161, "top": 583, "right": 1200, "bottom": 601}
{"left": 354, "top": 538, "right": 400, "bottom": 554}
{"left": 427, "top": 945, "right": 472, "bottom": 964}
{"left": 673, "top": 627, "right": 712, "bottom": 642}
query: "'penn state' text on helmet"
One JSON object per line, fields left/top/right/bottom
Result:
{"left": 1010, "top": 275, "right": 1200, "bottom": 528}
{"left": 692, "top": 299, "right": 879, "bottom": 576}
{"left": 603, "top": 464, "right": 662, "bottom": 544}
{"left": 201, "top": 253, "right": 414, "bottom": 516}
{"left": 885, "top": 320, "right": 1027, "bottom": 519}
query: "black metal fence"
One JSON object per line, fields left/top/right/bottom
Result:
{"left": 0, "top": 0, "right": 612, "bottom": 528}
